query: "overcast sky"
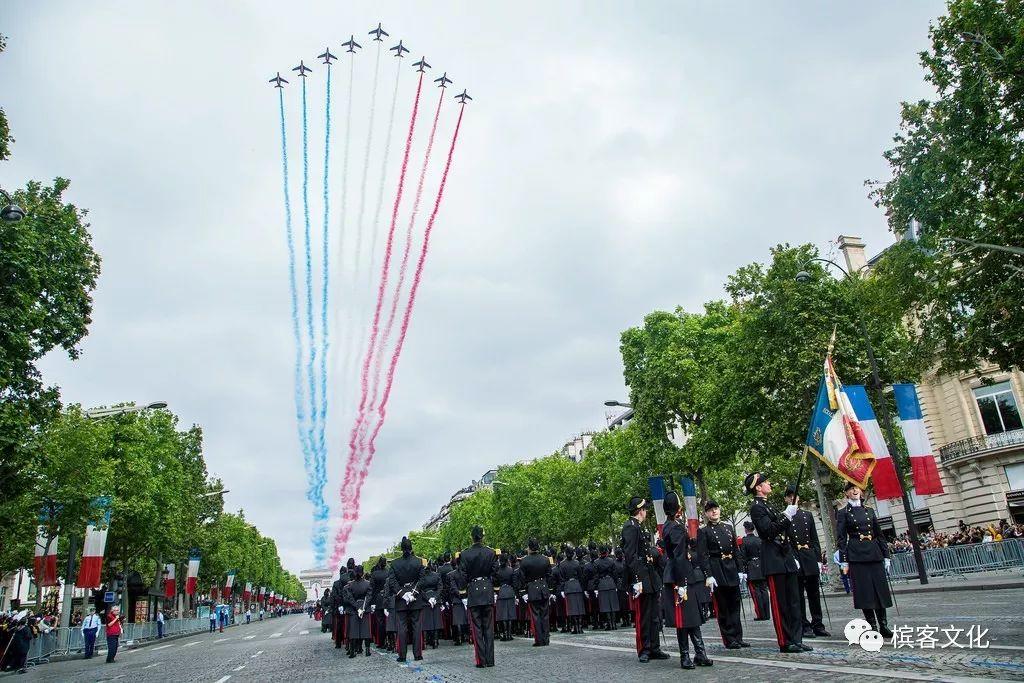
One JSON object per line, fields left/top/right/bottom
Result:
{"left": 2, "top": 1, "right": 945, "bottom": 574}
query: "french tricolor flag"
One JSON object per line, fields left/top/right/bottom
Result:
{"left": 894, "top": 384, "right": 945, "bottom": 495}
{"left": 185, "top": 549, "right": 201, "bottom": 595}
{"left": 33, "top": 527, "right": 59, "bottom": 587}
{"left": 679, "top": 477, "right": 699, "bottom": 538}
{"left": 243, "top": 581, "right": 252, "bottom": 602}
{"left": 224, "top": 570, "right": 236, "bottom": 599}
{"left": 847, "top": 386, "right": 903, "bottom": 500}
{"left": 164, "top": 563, "right": 176, "bottom": 599}
{"left": 647, "top": 476, "right": 667, "bottom": 536}
{"left": 76, "top": 501, "right": 111, "bottom": 589}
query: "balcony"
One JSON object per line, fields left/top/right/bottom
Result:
{"left": 939, "top": 429, "right": 1024, "bottom": 464}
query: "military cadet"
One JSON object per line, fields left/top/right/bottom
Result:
{"left": 447, "top": 554, "right": 469, "bottom": 645}
{"left": 495, "top": 552, "right": 517, "bottom": 641}
{"left": 369, "top": 556, "right": 389, "bottom": 648}
{"left": 436, "top": 551, "right": 455, "bottom": 640}
{"left": 613, "top": 547, "right": 630, "bottom": 628}
{"left": 418, "top": 560, "right": 443, "bottom": 649}
{"left": 591, "top": 546, "right": 620, "bottom": 631}
{"left": 738, "top": 521, "right": 770, "bottom": 621}
{"left": 621, "top": 496, "right": 670, "bottom": 663}
{"left": 388, "top": 537, "right": 426, "bottom": 663}
{"left": 784, "top": 484, "right": 830, "bottom": 638}
{"left": 341, "top": 565, "right": 372, "bottom": 658}
{"left": 696, "top": 500, "right": 748, "bottom": 649}
{"left": 836, "top": 482, "right": 894, "bottom": 638}
{"left": 558, "top": 548, "right": 587, "bottom": 634}
{"left": 330, "top": 561, "right": 353, "bottom": 650}
{"left": 745, "top": 472, "right": 812, "bottom": 654}
{"left": 662, "top": 492, "right": 713, "bottom": 669}
{"left": 516, "top": 538, "right": 553, "bottom": 646}
{"left": 461, "top": 525, "right": 498, "bottom": 668}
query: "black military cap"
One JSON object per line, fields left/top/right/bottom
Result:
{"left": 704, "top": 499, "right": 720, "bottom": 512}
{"left": 844, "top": 480, "right": 861, "bottom": 492}
{"left": 627, "top": 496, "right": 647, "bottom": 514}
{"left": 663, "top": 491, "right": 681, "bottom": 517}
{"left": 784, "top": 484, "right": 798, "bottom": 498}
{"left": 743, "top": 521, "right": 755, "bottom": 532}
{"left": 471, "top": 525, "right": 484, "bottom": 542}
{"left": 744, "top": 472, "right": 765, "bottom": 494}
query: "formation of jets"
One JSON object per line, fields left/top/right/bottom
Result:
{"left": 270, "top": 24, "right": 471, "bottom": 103}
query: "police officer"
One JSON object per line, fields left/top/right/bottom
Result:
{"left": 663, "top": 492, "right": 713, "bottom": 669}
{"left": 696, "top": 500, "right": 747, "bottom": 649}
{"left": 738, "top": 521, "right": 770, "bottom": 621}
{"left": 388, "top": 537, "right": 426, "bottom": 663}
{"left": 461, "top": 525, "right": 497, "bottom": 668}
{"left": 836, "top": 481, "right": 893, "bottom": 638}
{"left": 745, "top": 472, "right": 812, "bottom": 654}
{"left": 621, "top": 496, "right": 670, "bottom": 663}
{"left": 784, "top": 484, "right": 830, "bottom": 637}
{"left": 516, "top": 537, "right": 553, "bottom": 646}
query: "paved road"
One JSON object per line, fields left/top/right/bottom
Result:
{"left": 9, "top": 588, "right": 1024, "bottom": 682}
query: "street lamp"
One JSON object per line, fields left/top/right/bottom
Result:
{"left": 797, "top": 257, "right": 929, "bottom": 584}
{"left": 199, "top": 489, "right": 229, "bottom": 498}
{"left": 83, "top": 401, "right": 168, "bottom": 420}
{"left": 604, "top": 400, "right": 632, "bottom": 408}
{"left": 0, "top": 189, "right": 25, "bottom": 222}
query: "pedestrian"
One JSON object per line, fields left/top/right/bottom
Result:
{"left": 208, "top": 608, "right": 216, "bottom": 633}
{"left": 745, "top": 472, "right": 811, "bottom": 654}
{"left": 738, "top": 521, "right": 771, "bottom": 621}
{"left": 342, "top": 565, "right": 372, "bottom": 658}
{"left": 697, "top": 499, "right": 748, "bottom": 649}
{"left": 836, "top": 481, "right": 894, "bottom": 638}
{"left": 156, "top": 607, "right": 165, "bottom": 638}
{"left": 663, "top": 491, "right": 713, "bottom": 669}
{"left": 104, "top": 607, "right": 122, "bottom": 663}
{"left": 1, "top": 611, "right": 32, "bottom": 673}
{"left": 245, "top": 607, "right": 251, "bottom": 625}
{"left": 461, "top": 526, "right": 497, "bottom": 668}
{"left": 259, "top": 606, "right": 265, "bottom": 621}
{"left": 784, "top": 484, "right": 830, "bottom": 638}
{"left": 81, "top": 606, "right": 101, "bottom": 659}
{"left": 621, "top": 496, "right": 669, "bottom": 663}
{"left": 388, "top": 537, "right": 426, "bottom": 663}
{"left": 515, "top": 538, "right": 553, "bottom": 647}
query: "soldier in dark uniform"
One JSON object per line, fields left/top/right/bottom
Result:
{"left": 369, "top": 556, "right": 389, "bottom": 648}
{"left": 696, "top": 500, "right": 748, "bottom": 649}
{"left": 387, "top": 537, "right": 426, "bottom": 663}
{"left": 330, "top": 562, "right": 352, "bottom": 649}
{"left": 745, "top": 472, "right": 812, "bottom": 654}
{"left": 461, "top": 525, "right": 497, "bottom": 668}
{"left": 436, "top": 551, "right": 454, "bottom": 640}
{"left": 341, "top": 565, "right": 372, "bottom": 658}
{"left": 591, "top": 546, "right": 619, "bottom": 630}
{"left": 516, "top": 538, "right": 553, "bottom": 646}
{"left": 738, "top": 521, "right": 770, "bottom": 621}
{"left": 663, "top": 492, "right": 713, "bottom": 669}
{"left": 418, "top": 561, "right": 443, "bottom": 649}
{"left": 613, "top": 547, "right": 630, "bottom": 627}
{"left": 836, "top": 481, "right": 893, "bottom": 638}
{"left": 495, "top": 552, "right": 517, "bottom": 641}
{"left": 558, "top": 548, "right": 587, "bottom": 634}
{"left": 621, "top": 495, "right": 670, "bottom": 663}
{"left": 447, "top": 554, "right": 469, "bottom": 645}
{"left": 784, "top": 484, "right": 830, "bottom": 637}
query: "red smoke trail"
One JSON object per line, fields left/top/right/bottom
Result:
{"left": 343, "top": 104, "right": 468, "bottom": 549}
{"left": 332, "top": 71, "right": 424, "bottom": 565}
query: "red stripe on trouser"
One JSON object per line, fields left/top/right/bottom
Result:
{"left": 632, "top": 597, "right": 642, "bottom": 654}
{"left": 748, "top": 581, "right": 762, "bottom": 619}
{"left": 711, "top": 592, "right": 726, "bottom": 645}
{"left": 467, "top": 610, "right": 482, "bottom": 665}
{"left": 673, "top": 585, "right": 684, "bottom": 628}
{"left": 528, "top": 604, "right": 538, "bottom": 643}
{"left": 767, "top": 576, "right": 785, "bottom": 647}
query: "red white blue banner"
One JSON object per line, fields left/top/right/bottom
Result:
{"left": 76, "top": 497, "right": 111, "bottom": 589}
{"left": 847, "top": 386, "right": 903, "bottom": 500}
{"left": 164, "top": 563, "right": 176, "bottom": 598}
{"left": 33, "top": 525, "right": 59, "bottom": 587}
{"left": 894, "top": 383, "right": 945, "bottom": 495}
{"left": 185, "top": 549, "right": 201, "bottom": 595}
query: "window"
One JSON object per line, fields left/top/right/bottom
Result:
{"left": 973, "top": 382, "right": 1023, "bottom": 435}
{"left": 1006, "top": 463, "right": 1024, "bottom": 492}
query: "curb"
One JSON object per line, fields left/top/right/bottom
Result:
{"left": 824, "top": 579, "right": 1024, "bottom": 598}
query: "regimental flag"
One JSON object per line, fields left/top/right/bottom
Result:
{"left": 894, "top": 384, "right": 945, "bottom": 495}
{"left": 185, "top": 549, "right": 201, "bottom": 595}
{"left": 76, "top": 497, "right": 112, "bottom": 589}
{"left": 243, "top": 582, "right": 252, "bottom": 602}
{"left": 847, "top": 386, "right": 904, "bottom": 500}
{"left": 164, "top": 563, "right": 177, "bottom": 599}
{"left": 224, "top": 570, "right": 236, "bottom": 599}
{"left": 804, "top": 354, "right": 876, "bottom": 489}
{"left": 679, "top": 477, "right": 699, "bottom": 538}
{"left": 33, "top": 521, "right": 59, "bottom": 588}
{"left": 647, "top": 476, "right": 667, "bottom": 537}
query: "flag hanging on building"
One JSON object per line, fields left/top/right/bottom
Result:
{"left": 804, "top": 355, "right": 875, "bottom": 489}
{"left": 269, "top": 590, "right": 276, "bottom": 605}
{"left": 76, "top": 497, "right": 111, "bottom": 588}
{"left": 894, "top": 383, "right": 945, "bottom": 495}
{"left": 847, "top": 385, "right": 904, "bottom": 499}
{"left": 164, "top": 563, "right": 176, "bottom": 598}
{"left": 185, "top": 549, "right": 201, "bottom": 595}
{"left": 243, "top": 582, "right": 252, "bottom": 602}
{"left": 33, "top": 521, "right": 59, "bottom": 588}
{"left": 224, "top": 570, "right": 236, "bottom": 599}
{"left": 647, "top": 476, "right": 666, "bottom": 536}
{"left": 678, "top": 476, "right": 699, "bottom": 538}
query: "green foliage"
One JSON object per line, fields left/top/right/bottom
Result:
{"left": 873, "top": 0, "right": 1024, "bottom": 372}
{"left": 0, "top": 34, "right": 12, "bottom": 160}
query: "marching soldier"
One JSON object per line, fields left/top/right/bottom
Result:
{"left": 495, "top": 552, "right": 517, "bottom": 641}
{"left": 738, "top": 521, "right": 770, "bottom": 621}
{"left": 437, "top": 551, "right": 454, "bottom": 640}
{"left": 330, "top": 561, "right": 353, "bottom": 649}
{"left": 418, "top": 560, "right": 443, "bottom": 649}
{"left": 447, "top": 554, "right": 469, "bottom": 645}
{"left": 591, "top": 546, "right": 620, "bottom": 631}
{"left": 784, "top": 485, "right": 830, "bottom": 637}
{"left": 613, "top": 547, "right": 630, "bottom": 628}
{"left": 621, "top": 496, "right": 670, "bottom": 663}
{"left": 745, "top": 472, "right": 812, "bottom": 654}
{"left": 516, "top": 538, "right": 553, "bottom": 646}
{"left": 663, "top": 492, "right": 713, "bottom": 669}
{"left": 558, "top": 548, "right": 587, "bottom": 634}
{"left": 369, "top": 556, "right": 389, "bottom": 648}
{"left": 836, "top": 482, "right": 894, "bottom": 638}
{"left": 461, "top": 525, "right": 497, "bottom": 668}
{"left": 388, "top": 537, "right": 426, "bottom": 663}
{"left": 341, "top": 565, "right": 372, "bottom": 658}
{"left": 696, "top": 500, "right": 748, "bottom": 649}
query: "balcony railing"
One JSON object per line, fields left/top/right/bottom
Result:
{"left": 939, "top": 428, "right": 1024, "bottom": 463}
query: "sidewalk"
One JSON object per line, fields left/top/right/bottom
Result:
{"left": 825, "top": 572, "right": 1024, "bottom": 597}
{"left": 32, "top": 621, "right": 239, "bottom": 666}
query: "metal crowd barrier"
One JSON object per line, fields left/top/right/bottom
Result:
{"left": 888, "top": 538, "right": 1024, "bottom": 581}
{"left": 27, "top": 617, "right": 223, "bottom": 665}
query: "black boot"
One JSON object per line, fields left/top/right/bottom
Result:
{"left": 876, "top": 608, "right": 893, "bottom": 639}
{"left": 677, "top": 630, "right": 694, "bottom": 669}
{"left": 365, "top": 639, "right": 372, "bottom": 656}
{"left": 690, "top": 628, "right": 713, "bottom": 666}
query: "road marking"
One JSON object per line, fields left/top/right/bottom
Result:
{"left": 299, "top": 629, "right": 309, "bottom": 635}
{"left": 213, "top": 677, "right": 231, "bottom": 683}
{"left": 243, "top": 634, "right": 256, "bottom": 640}
{"left": 182, "top": 641, "right": 201, "bottom": 648}
{"left": 269, "top": 632, "right": 282, "bottom": 638}
{"left": 743, "top": 635, "right": 1024, "bottom": 653}
{"left": 143, "top": 663, "right": 160, "bottom": 670}
{"left": 549, "top": 639, "right": 1001, "bottom": 683}
{"left": 232, "top": 665, "right": 246, "bottom": 671}
{"left": 152, "top": 644, "right": 174, "bottom": 651}
{"left": 287, "top": 619, "right": 300, "bottom": 633}
{"left": 214, "top": 638, "right": 228, "bottom": 643}
{"left": 251, "top": 650, "right": 263, "bottom": 658}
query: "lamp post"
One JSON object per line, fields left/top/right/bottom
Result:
{"left": 796, "top": 257, "right": 929, "bottom": 584}
{"left": 0, "top": 189, "right": 25, "bottom": 222}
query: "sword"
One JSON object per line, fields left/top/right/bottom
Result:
{"left": 886, "top": 566, "right": 900, "bottom": 617}
{"left": 820, "top": 579, "right": 832, "bottom": 630}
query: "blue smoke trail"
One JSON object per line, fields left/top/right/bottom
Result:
{"left": 279, "top": 89, "right": 319, "bottom": 558}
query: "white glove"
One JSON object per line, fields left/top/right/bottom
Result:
{"left": 461, "top": 598, "right": 468, "bottom": 609}
{"left": 337, "top": 606, "right": 344, "bottom": 614}
{"left": 840, "top": 562, "right": 849, "bottom": 572}
{"left": 384, "top": 609, "right": 389, "bottom": 617}
{"left": 370, "top": 605, "right": 376, "bottom": 612}
{"left": 794, "top": 559, "right": 800, "bottom": 570}
{"left": 428, "top": 597, "right": 437, "bottom": 607}
{"left": 676, "top": 586, "right": 687, "bottom": 600}
{"left": 521, "top": 596, "right": 529, "bottom": 604}
{"left": 783, "top": 504, "right": 799, "bottom": 519}
{"left": 357, "top": 609, "right": 364, "bottom": 618}
{"left": 402, "top": 591, "right": 414, "bottom": 604}
{"left": 705, "top": 577, "right": 717, "bottom": 591}
{"left": 884, "top": 558, "right": 892, "bottom": 572}
{"left": 738, "top": 572, "right": 747, "bottom": 583}
{"left": 632, "top": 582, "right": 643, "bottom": 597}
{"left": 440, "top": 604, "right": 446, "bottom": 611}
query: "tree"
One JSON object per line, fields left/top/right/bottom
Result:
{"left": 873, "top": 0, "right": 1024, "bottom": 372}
{"left": 0, "top": 35, "right": 13, "bottom": 161}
